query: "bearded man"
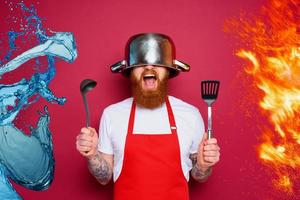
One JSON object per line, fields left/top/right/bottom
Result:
{"left": 76, "top": 33, "right": 220, "bottom": 200}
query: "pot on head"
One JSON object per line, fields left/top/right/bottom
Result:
{"left": 111, "top": 33, "right": 190, "bottom": 78}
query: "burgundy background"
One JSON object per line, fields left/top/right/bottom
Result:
{"left": 2, "top": 0, "right": 294, "bottom": 199}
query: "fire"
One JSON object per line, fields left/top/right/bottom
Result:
{"left": 225, "top": 0, "right": 300, "bottom": 194}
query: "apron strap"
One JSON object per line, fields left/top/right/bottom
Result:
{"left": 165, "top": 97, "right": 177, "bottom": 134}
{"left": 127, "top": 100, "right": 136, "bottom": 134}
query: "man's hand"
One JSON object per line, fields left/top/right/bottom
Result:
{"left": 197, "top": 132, "right": 220, "bottom": 170}
{"left": 76, "top": 127, "right": 98, "bottom": 159}
{"left": 190, "top": 132, "right": 220, "bottom": 182}
{"left": 76, "top": 127, "right": 114, "bottom": 185}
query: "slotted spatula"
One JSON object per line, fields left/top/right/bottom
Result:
{"left": 201, "top": 80, "right": 220, "bottom": 139}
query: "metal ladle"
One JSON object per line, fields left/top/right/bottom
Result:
{"left": 80, "top": 79, "right": 97, "bottom": 127}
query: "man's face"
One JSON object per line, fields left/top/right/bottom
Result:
{"left": 130, "top": 65, "right": 169, "bottom": 109}
{"left": 131, "top": 65, "right": 168, "bottom": 92}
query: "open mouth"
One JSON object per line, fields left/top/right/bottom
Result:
{"left": 143, "top": 74, "right": 157, "bottom": 88}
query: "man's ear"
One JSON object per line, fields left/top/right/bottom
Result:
{"left": 125, "top": 68, "right": 133, "bottom": 78}
{"left": 167, "top": 69, "right": 171, "bottom": 78}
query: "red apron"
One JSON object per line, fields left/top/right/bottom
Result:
{"left": 114, "top": 97, "right": 189, "bottom": 200}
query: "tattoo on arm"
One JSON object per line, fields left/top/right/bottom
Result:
{"left": 87, "top": 151, "right": 113, "bottom": 185}
{"left": 190, "top": 153, "right": 212, "bottom": 182}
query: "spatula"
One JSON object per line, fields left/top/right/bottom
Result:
{"left": 201, "top": 80, "right": 220, "bottom": 139}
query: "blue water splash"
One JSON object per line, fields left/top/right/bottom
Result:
{"left": 0, "top": 2, "right": 77, "bottom": 199}
{"left": 5, "top": 31, "right": 23, "bottom": 62}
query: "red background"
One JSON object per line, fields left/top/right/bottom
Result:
{"left": 1, "top": 0, "right": 292, "bottom": 199}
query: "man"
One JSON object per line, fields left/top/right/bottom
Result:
{"left": 76, "top": 33, "right": 220, "bottom": 200}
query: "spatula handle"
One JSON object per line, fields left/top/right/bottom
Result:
{"left": 208, "top": 106, "right": 212, "bottom": 139}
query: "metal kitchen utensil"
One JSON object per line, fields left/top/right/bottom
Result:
{"left": 80, "top": 79, "right": 97, "bottom": 127}
{"left": 201, "top": 80, "right": 220, "bottom": 139}
{"left": 110, "top": 33, "right": 190, "bottom": 78}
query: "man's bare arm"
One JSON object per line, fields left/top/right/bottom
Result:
{"left": 190, "top": 153, "right": 212, "bottom": 182}
{"left": 87, "top": 151, "right": 113, "bottom": 185}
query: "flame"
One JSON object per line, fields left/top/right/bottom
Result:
{"left": 225, "top": 0, "right": 300, "bottom": 194}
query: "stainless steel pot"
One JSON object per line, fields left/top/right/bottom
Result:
{"left": 111, "top": 33, "right": 190, "bottom": 78}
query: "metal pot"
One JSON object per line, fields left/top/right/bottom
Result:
{"left": 110, "top": 33, "right": 190, "bottom": 78}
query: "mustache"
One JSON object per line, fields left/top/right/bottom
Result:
{"left": 141, "top": 69, "right": 158, "bottom": 79}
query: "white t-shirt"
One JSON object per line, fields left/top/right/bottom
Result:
{"left": 97, "top": 96, "right": 205, "bottom": 182}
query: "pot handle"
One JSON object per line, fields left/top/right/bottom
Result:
{"left": 110, "top": 60, "right": 127, "bottom": 73}
{"left": 174, "top": 60, "right": 190, "bottom": 71}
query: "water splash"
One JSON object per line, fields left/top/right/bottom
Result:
{"left": 0, "top": 2, "right": 77, "bottom": 199}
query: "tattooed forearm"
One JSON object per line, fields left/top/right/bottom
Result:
{"left": 190, "top": 153, "right": 212, "bottom": 182}
{"left": 87, "top": 151, "right": 113, "bottom": 185}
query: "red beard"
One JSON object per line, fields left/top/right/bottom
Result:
{"left": 130, "top": 69, "right": 169, "bottom": 109}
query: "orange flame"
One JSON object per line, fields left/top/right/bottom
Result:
{"left": 225, "top": 0, "right": 300, "bottom": 194}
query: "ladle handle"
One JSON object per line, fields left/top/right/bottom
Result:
{"left": 82, "top": 94, "right": 90, "bottom": 127}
